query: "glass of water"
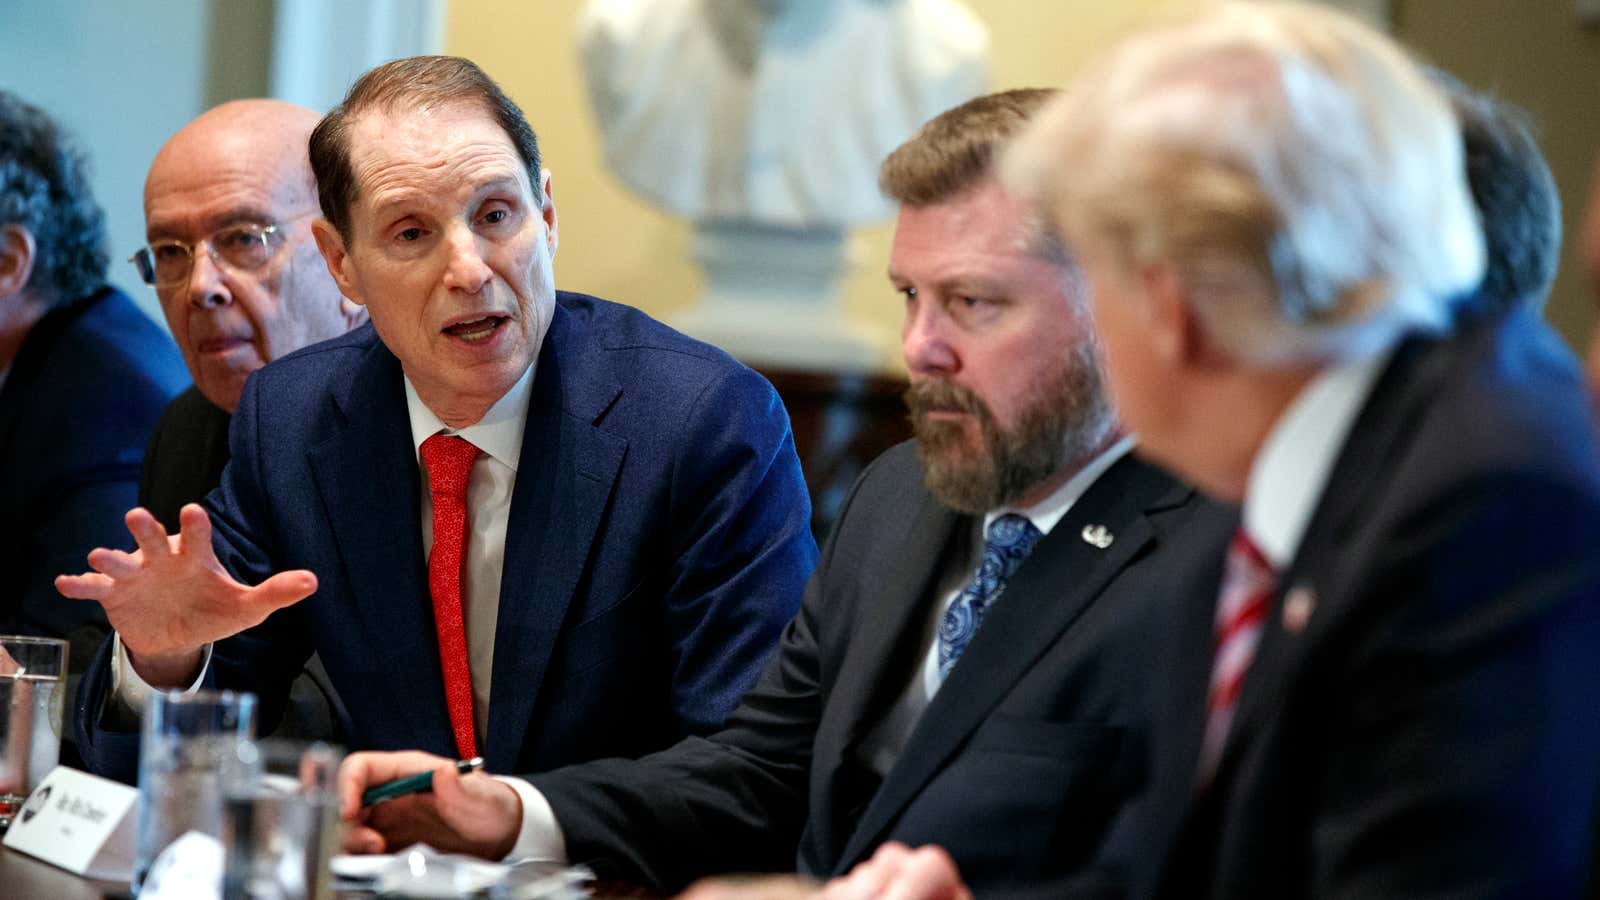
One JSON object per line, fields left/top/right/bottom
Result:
{"left": 0, "top": 636, "right": 67, "bottom": 830}
{"left": 135, "top": 689, "right": 256, "bottom": 894}
{"left": 220, "top": 739, "right": 342, "bottom": 900}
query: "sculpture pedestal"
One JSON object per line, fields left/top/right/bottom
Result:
{"left": 670, "top": 220, "right": 908, "bottom": 539}
{"left": 670, "top": 220, "right": 890, "bottom": 372}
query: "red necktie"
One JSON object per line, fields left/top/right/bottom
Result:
{"left": 1198, "top": 528, "right": 1276, "bottom": 782}
{"left": 421, "top": 433, "right": 481, "bottom": 760}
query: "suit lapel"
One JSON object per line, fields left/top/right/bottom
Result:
{"left": 814, "top": 485, "right": 963, "bottom": 857}
{"left": 1144, "top": 507, "right": 1233, "bottom": 889}
{"left": 833, "top": 496, "right": 965, "bottom": 754}
{"left": 484, "top": 304, "right": 626, "bottom": 773}
{"left": 835, "top": 456, "right": 1188, "bottom": 870}
{"left": 306, "top": 333, "right": 453, "bottom": 752}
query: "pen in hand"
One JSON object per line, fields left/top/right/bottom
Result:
{"left": 361, "top": 756, "right": 485, "bottom": 807}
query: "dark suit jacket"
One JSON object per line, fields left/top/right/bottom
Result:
{"left": 138, "top": 384, "right": 350, "bottom": 742}
{"left": 76, "top": 291, "right": 817, "bottom": 782}
{"left": 1135, "top": 308, "right": 1600, "bottom": 900}
{"left": 530, "top": 441, "right": 1236, "bottom": 896}
{"left": 139, "top": 385, "right": 231, "bottom": 534}
{"left": 0, "top": 287, "right": 187, "bottom": 672}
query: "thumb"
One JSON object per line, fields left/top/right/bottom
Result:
{"left": 251, "top": 570, "right": 319, "bottom": 610}
{"left": 430, "top": 758, "right": 471, "bottom": 806}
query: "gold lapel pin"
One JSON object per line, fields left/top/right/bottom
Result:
{"left": 1081, "top": 524, "right": 1114, "bottom": 549}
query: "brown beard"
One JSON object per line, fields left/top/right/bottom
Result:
{"left": 905, "top": 344, "right": 1113, "bottom": 514}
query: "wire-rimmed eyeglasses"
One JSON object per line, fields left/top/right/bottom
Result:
{"left": 128, "top": 222, "right": 293, "bottom": 288}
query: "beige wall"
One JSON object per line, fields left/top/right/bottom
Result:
{"left": 444, "top": 1, "right": 1186, "bottom": 373}
{"left": 1394, "top": 0, "right": 1600, "bottom": 349}
{"left": 447, "top": 2, "right": 1599, "bottom": 363}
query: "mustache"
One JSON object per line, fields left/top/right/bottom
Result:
{"left": 904, "top": 378, "right": 991, "bottom": 421}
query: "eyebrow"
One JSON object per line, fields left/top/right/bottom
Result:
{"left": 146, "top": 209, "right": 277, "bottom": 240}
{"left": 887, "top": 270, "right": 1007, "bottom": 296}
{"left": 369, "top": 173, "right": 528, "bottom": 218}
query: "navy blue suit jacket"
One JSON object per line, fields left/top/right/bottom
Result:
{"left": 1125, "top": 307, "right": 1600, "bottom": 900}
{"left": 77, "top": 292, "right": 816, "bottom": 781}
{"left": 0, "top": 287, "right": 187, "bottom": 671}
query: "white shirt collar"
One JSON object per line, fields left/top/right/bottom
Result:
{"left": 984, "top": 434, "right": 1138, "bottom": 537}
{"left": 1243, "top": 346, "right": 1397, "bottom": 570}
{"left": 404, "top": 362, "right": 536, "bottom": 471}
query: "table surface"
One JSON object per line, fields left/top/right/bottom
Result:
{"left": 0, "top": 843, "right": 128, "bottom": 899}
{"left": 0, "top": 843, "right": 657, "bottom": 898}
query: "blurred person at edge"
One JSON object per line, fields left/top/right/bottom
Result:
{"left": 0, "top": 89, "right": 186, "bottom": 683}
{"left": 1581, "top": 153, "right": 1600, "bottom": 418}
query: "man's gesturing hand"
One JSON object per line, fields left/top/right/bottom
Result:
{"left": 54, "top": 502, "right": 316, "bottom": 687}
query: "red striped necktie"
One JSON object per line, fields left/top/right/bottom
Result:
{"left": 421, "top": 433, "right": 482, "bottom": 760}
{"left": 1198, "top": 528, "right": 1276, "bottom": 782}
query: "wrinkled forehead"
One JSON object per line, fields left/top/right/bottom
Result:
{"left": 345, "top": 101, "right": 530, "bottom": 200}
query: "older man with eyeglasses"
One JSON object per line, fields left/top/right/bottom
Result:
{"left": 130, "top": 100, "right": 366, "bottom": 535}
{"left": 100, "top": 100, "right": 369, "bottom": 751}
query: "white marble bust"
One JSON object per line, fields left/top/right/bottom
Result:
{"left": 577, "top": 0, "right": 989, "bottom": 228}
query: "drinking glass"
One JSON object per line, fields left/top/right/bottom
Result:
{"left": 135, "top": 689, "right": 256, "bottom": 893}
{"left": 0, "top": 635, "right": 68, "bottom": 830}
{"left": 220, "top": 739, "right": 342, "bottom": 900}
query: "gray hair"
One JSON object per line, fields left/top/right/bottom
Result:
{"left": 0, "top": 90, "right": 108, "bottom": 305}
{"left": 1005, "top": 2, "right": 1484, "bottom": 366}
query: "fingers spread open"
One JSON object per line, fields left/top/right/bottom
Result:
{"left": 125, "top": 508, "right": 172, "bottom": 559}
{"left": 85, "top": 547, "right": 142, "bottom": 579}
{"left": 54, "top": 572, "right": 114, "bottom": 601}
{"left": 252, "top": 570, "right": 319, "bottom": 612}
{"left": 176, "top": 504, "right": 212, "bottom": 556}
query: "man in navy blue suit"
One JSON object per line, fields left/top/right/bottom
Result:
{"left": 58, "top": 56, "right": 817, "bottom": 824}
{"left": 0, "top": 90, "right": 188, "bottom": 675}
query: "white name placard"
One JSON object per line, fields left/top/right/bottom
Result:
{"left": 3, "top": 765, "right": 139, "bottom": 880}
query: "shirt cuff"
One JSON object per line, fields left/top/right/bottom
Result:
{"left": 493, "top": 776, "right": 568, "bottom": 864}
{"left": 105, "top": 633, "right": 213, "bottom": 726}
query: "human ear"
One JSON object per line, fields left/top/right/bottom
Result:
{"left": 0, "top": 224, "right": 38, "bottom": 301}
{"left": 312, "top": 219, "right": 365, "bottom": 307}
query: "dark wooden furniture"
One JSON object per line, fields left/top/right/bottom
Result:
{"left": 756, "top": 367, "right": 912, "bottom": 543}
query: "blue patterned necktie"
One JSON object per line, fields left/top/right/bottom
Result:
{"left": 937, "top": 513, "right": 1044, "bottom": 679}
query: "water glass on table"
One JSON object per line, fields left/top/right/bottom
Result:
{"left": 135, "top": 689, "right": 257, "bottom": 893}
{"left": 0, "top": 635, "right": 67, "bottom": 830}
{"left": 220, "top": 738, "right": 341, "bottom": 900}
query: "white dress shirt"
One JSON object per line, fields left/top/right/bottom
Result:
{"left": 1242, "top": 345, "right": 1396, "bottom": 567}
